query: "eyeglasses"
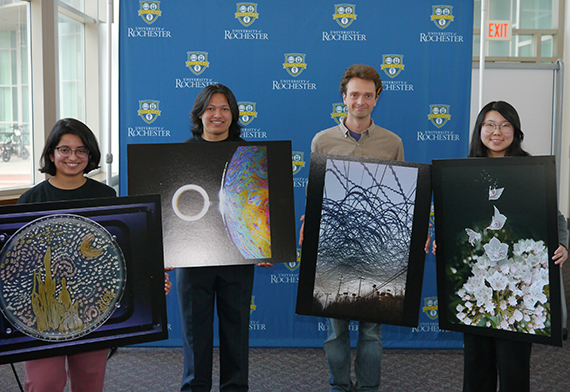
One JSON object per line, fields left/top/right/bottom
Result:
{"left": 55, "top": 147, "right": 89, "bottom": 158}
{"left": 482, "top": 122, "right": 514, "bottom": 133}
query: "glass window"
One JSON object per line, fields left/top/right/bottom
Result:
{"left": 58, "top": 14, "right": 85, "bottom": 121}
{"left": 60, "top": 0, "right": 84, "bottom": 13}
{"left": 488, "top": 41, "right": 511, "bottom": 57}
{"left": 519, "top": 0, "right": 554, "bottom": 29}
{"left": 541, "top": 34, "right": 553, "bottom": 57}
{"left": 474, "top": 0, "right": 560, "bottom": 61}
{"left": 0, "top": 0, "right": 33, "bottom": 189}
{"left": 0, "top": 44, "right": 11, "bottom": 85}
{"left": 515, "top": 34, "right": 534, "bottom": 56}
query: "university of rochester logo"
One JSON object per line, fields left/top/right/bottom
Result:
{"left": 331, "top": 103, "right": 347, "bottom": 125}
{"left": 292, "top": 152, "right": 305, "bottom": 175}
{"left": 381, "top": 55, "right": 404, "bottom": 79}
{"left": 428, "top": 104, "right": 451, "bottom": 128}
{"left": 333, "top": 4, "right": 356, "bottom": 28}
{"left": 283, "top": 249, "right": 301, "bottom": 272}
{"left": 235, "top": 3, "right": 259, "bottom": 27}
{"left": 186, "top": 52, "right": 209, "bottom": 76}
{"left": 238, "top": 102, "right": 257, "bottom": 126}
{"left": 250, "top": 296, "right": 256, "bottom": 314}
{"left": 283, "top": 54, "right": 307, "bottom": 77}
{"left": 284, "top": 261, "right": 300, "bottom": 272}
{"left": 138, "top": 1, "right": 161, "bottom": 24}
{"left": 431, "top": 5, "right": 454, "bottom": 29}
{"left": 423, "top": 297, "right": 438, "bottom": 320}
{"left": 137, "top": 100, "right": 161, "bottom": 124}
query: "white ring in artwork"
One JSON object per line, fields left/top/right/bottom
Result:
{"left": 172, "top": 184, "right": 210, "bottom": 221}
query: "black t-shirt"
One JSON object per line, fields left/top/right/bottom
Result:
{"left": 18, "top": 178, "right": 116, "bottom": 204}
{"left": 184, "top": 134, "right": 245, "bottom": 143}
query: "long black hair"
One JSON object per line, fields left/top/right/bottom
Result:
{"left": 468, "top": 101, "right": 530, "bottom": 158}
{"left": 40, "top": 118, "right": 102, "bottom": 176}
{"left": 190, "top": 84, "right": 242, "bottom": 138}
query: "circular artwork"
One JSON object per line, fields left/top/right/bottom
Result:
{"left": 0, "top": 214, "right": 126, "bottom": 341}
{"left": 220, "top": 145, "right": 271, "bottom": 259}
{"left": 171, "top": 184, "right": 210, "bottom": 222}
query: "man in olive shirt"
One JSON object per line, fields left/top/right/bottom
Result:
{"left": 311, "top": 65, "right": 403, "bottom": 162}
{"left": 301, "top": 64, "right": 404, "bottom": 392}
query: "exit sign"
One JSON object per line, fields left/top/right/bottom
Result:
{"left": 487, "top": 20, "right": 512, "bottom": 41}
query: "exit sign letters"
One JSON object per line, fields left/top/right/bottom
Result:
{"left": 487, "top": 20, "right": 512, "bottom": 41}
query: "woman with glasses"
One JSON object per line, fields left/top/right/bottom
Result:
{"left": 18, "top": 118, "right": 172, "bottom": 391}
{"left": 19, "top": 118, "right": 115, "bottom": 204}
{"left": 18, "top": 118, "right": 116, "bottom": 392}
{"left": 463, "top": 101, "right": 568, "bottom": 392}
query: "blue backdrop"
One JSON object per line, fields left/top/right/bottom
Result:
{"left": 119, "top": 1, "right": 473, "bottom": 349}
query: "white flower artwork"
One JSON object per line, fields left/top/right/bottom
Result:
{"left": 488, "top": 186, "right": 504, "bottom": 200}
{"left": 486, "top": 206, "right": 507, "bottom": 230}
{"left": 453, "top": 191, "right": 550, "bottom": 335}
{"left": 483, "top": 237, "right": 509, "bottom": 262}
{"left": 465, "top": 228, "right": 481, "bottom": 246}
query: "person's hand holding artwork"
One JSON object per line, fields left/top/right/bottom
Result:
{"left": 165, "top": 268, "right": 174, "bottom": 295}
{"left": 424, "top": 223, "right": 433, "bottom": 254}
{"left": 553, "top": 245, "right": 568, "bottom": 266}
{"left": 256, "top": 262, "right": 274, "bottom": 268}
{"left": 299, "top": 214, "right": 305, "bottom": 246}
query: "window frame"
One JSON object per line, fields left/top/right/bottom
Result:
{"left": 0, "top": 0, "right": 107, "bottom": 198}
{"left": 473, "top": 0, "right": 565, "bottom": 63}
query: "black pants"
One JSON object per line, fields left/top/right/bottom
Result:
{"left": 463, "top": 333, "right": 532, "bottom": 392}
{"left": 187, "top": 264, "right": 254, "bottom": 392}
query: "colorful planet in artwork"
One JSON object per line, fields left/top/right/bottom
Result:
{"left": 220, "top": 145, "right": 271, "bottom": 259}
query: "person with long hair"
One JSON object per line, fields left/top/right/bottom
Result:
{"left": 18, "top": 118, "right": 116, "bottom": 392}
{"left": 463, "top": 101, "right": 568, "bottom": 392}
{"left": 177, "top": 84, "right": 271, "bottom": 392}
{"left": 19, "top": 118, "right": 172, "bottom": 392}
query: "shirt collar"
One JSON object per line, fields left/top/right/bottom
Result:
{"left": 340, "top": 118, "right": 375, "bottom": 137}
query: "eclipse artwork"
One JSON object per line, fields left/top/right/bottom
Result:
{"left": 128, "top": 141, "right": 296, "bottom": 268}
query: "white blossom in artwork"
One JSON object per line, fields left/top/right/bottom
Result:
{"left": 486, "top": 206, "right": 507, "bottom": 230}
{"left": 454, "top": 203, "right": 550, "bottom": 335}
{"left": 484, "top": 237, "right": 509, "bottom": 262}
{"left": 486, "top": 270, "right": 510, "bottom": 291}
{"left": 465, "top": 228, "right": 481, "bottom": 246}
{"left": 488, "top": 186, "right": 505, "bottom": 200}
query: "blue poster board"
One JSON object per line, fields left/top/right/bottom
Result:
{"left": 119, "top": 1, "right": 473, "bottom": 349}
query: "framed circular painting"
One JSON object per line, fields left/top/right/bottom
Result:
{"left": 0, "top": 214, "right": 126, "bottom": 341}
